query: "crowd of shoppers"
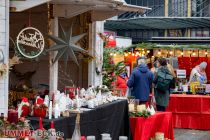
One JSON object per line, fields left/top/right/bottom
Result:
{"left": 126, "top": 57, "right": 175, "bottom": 111}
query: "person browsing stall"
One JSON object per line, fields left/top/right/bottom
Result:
{"left": 153, "top": 58, "right": 175, "bottom": 111}
{"left": 127, "top": 57, "right": 153, "bottom": 104}
{"left": 189, "top": 62, "right": 207, "bottom": 84}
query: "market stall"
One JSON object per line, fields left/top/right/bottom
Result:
{"left": 167, "top": 94, "right": 210, "bottom": 130}
{"left": 130, "top": 112, "right": 174, "bottom": 140}
{"left": 29, "top": 99, "right": 129, "bottom": 139}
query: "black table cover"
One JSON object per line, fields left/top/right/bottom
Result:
{"left": 29, "top": 100, "right": 129, "bottom": 140}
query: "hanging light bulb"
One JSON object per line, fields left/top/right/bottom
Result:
{"left": 169, "top": 51, "right": 173, "bottom": 55}
{"left": 113, "top": 53, "right": 117, "bottom": 56}
{"left": 158, "top": 50, "right": 161, "bottom": 55}
{"left": 124, "top": 53, "right": 128, "bottom": 57}
{"left": 132, "top": 53, "right": 135, "bottom": 56}
{"left": 147, "top": 50, "right": 150, "bottom": 53}
{"left": 192, "top": 50, "right": 196, "bottom": 56}
{"left": 110, "top": 53, "right": 113, "bottom": 56}
{"left": 181, "top": 52, "right": 184, "bottom": 56}
{"left": 205, "top": 50, "right": 208, "bottom": 55}
{"left": 128, "top": 52, "right": 131, "bottom": 54}
{"left": 136, "top": 52, "right": 140, "bottom": 55}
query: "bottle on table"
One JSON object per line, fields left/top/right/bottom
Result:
{"left": 36, "top": 117, "right": 44, "bottom": 140}
{"left": 48, "top": 121, "right": 56, "bottom": 140}
{"left": 72, "top": 113, "right": 81, "bottom": 140}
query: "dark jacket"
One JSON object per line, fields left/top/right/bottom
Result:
{"left": 153, "top": 66, "right": 174, "bottom": 107}
{"left": 127, "top": 64, "right": 153, "bottom": 101}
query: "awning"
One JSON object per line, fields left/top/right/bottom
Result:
{"left": 10, "top": 0, "right": 51, "bottom": 12}
{"left": 105, "top": 17, "right": 210, "bottom": 30}
{"left": 51, "top": 0, "right": 151, "bottom": 21}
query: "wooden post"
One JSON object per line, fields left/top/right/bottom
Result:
{"left": 88, "top": 21, "right": 104, "bottom": 86}
{"left": 49, "top": 17, "right": 58, "bottom": 98}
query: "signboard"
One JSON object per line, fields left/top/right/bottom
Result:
{"left": 205, "top": 84, "right": 210, "bottom": 93}
{"left": 176, "top": 69, "right": 186, "bottom": 79}
{"left": 16, "top": 27, "right": 44, "bottom": 59}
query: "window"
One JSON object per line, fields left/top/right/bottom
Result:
{"left": 191, "top": 28, "right": 210, "bottom": 37}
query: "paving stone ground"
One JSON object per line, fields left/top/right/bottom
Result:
{"left": 174, "top": 129, "right": 210, "bottom": 140}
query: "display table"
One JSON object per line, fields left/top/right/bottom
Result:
{"left": 167, "top": 94, "right": 210, "bottom": 130}
{"left": 130, "top": 112, "right": 174, "bottom": 140}
{"left": 29, "top": 100, "right": 129, "bottom": 139}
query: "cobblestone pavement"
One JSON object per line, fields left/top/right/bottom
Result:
{"left": 174, "top": 129, "right": 210, "bottom": 140}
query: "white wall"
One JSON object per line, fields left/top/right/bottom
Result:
{"left": 0, "top": 0, "right": 9, "bottom": 116}
{"left": 116, "top": 36, "right": 132, "bottom": 48}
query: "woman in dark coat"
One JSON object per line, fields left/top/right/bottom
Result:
{"left": 153, "top": 58, "right": 174, "bottom": 111}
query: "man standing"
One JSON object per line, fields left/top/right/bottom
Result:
{"left": 127, "top": 57, "right": 153, "bottom": 104}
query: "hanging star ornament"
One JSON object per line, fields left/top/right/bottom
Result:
{"left": 47, "top": 23, "right": 87, "bottom": 69}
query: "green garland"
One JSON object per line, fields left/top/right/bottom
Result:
{"left": 130, "top": 43, "right": 210, "bottom": 50}
{"left": 129, "top": 110, "right": 151, "bottom": 118}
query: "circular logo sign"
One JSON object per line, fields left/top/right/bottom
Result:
{"left": 16, "top": 27, "right": 45, "bottom": 59}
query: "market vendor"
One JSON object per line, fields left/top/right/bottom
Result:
{"left": 189, "top": 62, "right": 207, "bottom": 84}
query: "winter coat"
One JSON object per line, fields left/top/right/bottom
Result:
{"left": 115, "top": 75, "right": 128, "bottom": 96}
{"left": 127, "top": 64, "right": 153, "bottom": 101}
{"left": 153, "top": 66, "right": 174, "bottom": 107}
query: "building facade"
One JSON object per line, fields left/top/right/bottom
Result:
{"left": 1, "top": 0, "right": 148, "bottom": 116}
{"left": 106, "top": 0, "right": 210, "bottom": 44}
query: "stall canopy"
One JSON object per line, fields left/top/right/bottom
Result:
{"left": 10, "top": 0, "right": 151, "bottom": 21}
{"left": 51, "top": 0, "right": 151, "bottom": 21}
{"left": 105, "top": 17, "right": 210, "bottom": 30}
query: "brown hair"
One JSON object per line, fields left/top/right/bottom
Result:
{"left": 158, "top": 57, "right": 167, "bottom": 66}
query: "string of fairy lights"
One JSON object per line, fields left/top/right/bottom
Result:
{"left": 109, "top": 49, "right": 209, "bottom": 58}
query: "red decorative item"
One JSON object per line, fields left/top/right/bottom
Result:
{"left": 21, "top": 105, "right": 30, "bottom": 117}
{"left": 36, "top": 98, "right": 44, "bottom": 105}
{"left": 7, "top": 110, "right": 18, "bottom": 124}
{"left": 81, "top": 136, "right": 86, "bottom": 140}
{"left": 51, "top": 121, "right": 55, "bottom": 129}
{"left": 69, "top": 91, "right": 75, "bottom": 99}
{"left": 34, "top": 108, "right": 46, "bottom": 118}
{"left": 22, "top": 97, "right": 29, "bottom": 102}
{"left": 39, "top": 117, "right": 43, "bottom": 129}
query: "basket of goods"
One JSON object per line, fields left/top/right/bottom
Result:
{"left": 33, "top": 97, "right": 48, "bottom": 118}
